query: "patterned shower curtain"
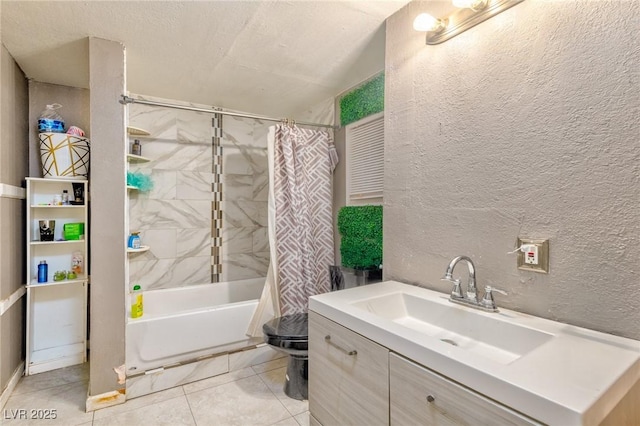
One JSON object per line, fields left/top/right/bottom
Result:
{"left": 246, "top": 124, "right": 337, "bottom": 336}
{"left": 274, "top": 124, "right": 338, "bottom": 314}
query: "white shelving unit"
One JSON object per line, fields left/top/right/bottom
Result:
{"left": 25, "top": 177, "right": 89, "bottom": 375}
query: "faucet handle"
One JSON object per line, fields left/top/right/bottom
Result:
{"left": 480, "top": 286, "right": 507, "bottom": 311}
{"left": 442, "top": 276, "right": 463, "bottom": 298}
{"left": 486, "top": 286, "right": 507, "bottom": 296}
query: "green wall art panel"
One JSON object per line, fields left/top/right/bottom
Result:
{"left": 337, "top": 205, "right": 383, "bottom": 270}
{"left": 340, "top": 73, "right": 384, "bottom": 127}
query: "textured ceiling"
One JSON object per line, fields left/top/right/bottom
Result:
{"left": 1, "top": 1, "right": 411, "bottom": 117}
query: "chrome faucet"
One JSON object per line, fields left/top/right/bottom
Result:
{"left": 442, "top": 256, "right": 506, "bottom": 312}
{"left": 442, "top": 255, "right": 478, "bottom": 302}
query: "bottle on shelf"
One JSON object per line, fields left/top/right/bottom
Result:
{"left": 71, "top": 251, "right": 83, "bottom": 275}
{"left": 131, "top": 285, "right": 143, "bottom": 318}
{"left": 131, "top": 139, "right": 142, "bottom": 156}
{"left": 37, "top": 261, "right": 48, "bottom": 283}
{"left": 128, "top": 232, "right": 141, "bottom": 249}
{"left": 62, "top": 190, "right": 70, "bottom": 205}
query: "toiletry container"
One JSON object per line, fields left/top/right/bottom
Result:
{"left": 37, "top": 261, "right": 48, "bottom": 283}
{"left": 128, "top": 232, "right": 141, "bottom": 249}
{"left": 62, "top": 190, "right": 69, "bottom": 205}
{"left": 131, "top": 139, "right": 142, "bottom": 156}
{"left": 131, "top": 285, "right": 143, "bottom": 318}
{"left": 38, "top": 103, "right": 65, "bottom": 133}
{"left": 71, "top": 251, "right": 83, "bottom": 275}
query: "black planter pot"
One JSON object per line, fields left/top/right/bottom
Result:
{"left": 329, "top": 266, "right": 382, "bottom": 291}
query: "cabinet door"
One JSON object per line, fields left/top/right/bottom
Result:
{"left": 389, "top": 353, "right": 540, "bottom": 426}
{"left": 309, "top": 311, "right": 389, "bottom": 426}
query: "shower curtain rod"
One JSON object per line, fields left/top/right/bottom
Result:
{"left": 120, "top": 95, "right": 338, "bottom": 129}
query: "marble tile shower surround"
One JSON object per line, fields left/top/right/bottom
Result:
{"left": 128, "top": 95, "right": 270, "bottom": 290}
{"left": 220, "top": 115, "right": 271, "bottom": 282}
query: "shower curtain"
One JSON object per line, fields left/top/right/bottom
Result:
{"left": 247, "top": 124, "right": 338, "bottom": 335}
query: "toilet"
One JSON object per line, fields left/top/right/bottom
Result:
{"left": 263, "top": 313, "right": 308, "bottom": 400}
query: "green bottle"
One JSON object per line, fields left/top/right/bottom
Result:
{"left": 131, "top": 285, "right": 143, "bottom": 318}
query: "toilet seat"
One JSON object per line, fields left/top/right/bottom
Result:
{"left": 262, "top": 312, "right": 309, "bottom": 400}
{"left": 263, "top": 313, "right": 308, "bottom": 354}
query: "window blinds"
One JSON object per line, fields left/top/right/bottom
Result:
{"left": 346, "top": 114, "right": 384, "bottom": 202}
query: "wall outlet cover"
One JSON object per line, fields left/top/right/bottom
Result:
{"left": 517, "top": 238, "right": 549, "bottom": 273}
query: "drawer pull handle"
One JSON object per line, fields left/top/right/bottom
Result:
{"left": 426, "top": 394, "right": 435, "bottom": 403}
{"left": 324, "top": 335, "right": 357, "bottom": 356}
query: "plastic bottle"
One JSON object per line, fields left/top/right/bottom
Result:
{"left": 38, "top": 103, "right": 65, "bottom": 133}
{"left": 71, "top": 251, "right": 83, "bottom": 275}
{"left": 131, "top": 139, "right": 142, "bottom": 156}
{"left": 62, "top": 190, "right": 70, "bottom": 205}
{"left": 128, "top": 232, "right": 141, "bottom": 249}
{"left": 131, "top": 285, "right": 143, "bottom": 318}
{"left": 37, "top": 261, "right": 48, "bottom": 283}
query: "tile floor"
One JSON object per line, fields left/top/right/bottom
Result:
{"left": 2, "top": 358, "right": 309, "bottom": 426}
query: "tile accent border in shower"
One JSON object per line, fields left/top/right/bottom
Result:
{"left": 211, "top": 112, "right": 223, "bottom": 283}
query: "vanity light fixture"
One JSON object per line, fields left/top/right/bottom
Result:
{"left": 413, "top": 13, "right": 447, "bottom": 33}
{"left": 415, "top": 0, "right": 524, "bottom": 45}
{"left": 452, "top": 0, "right": 489, "bottom": 12}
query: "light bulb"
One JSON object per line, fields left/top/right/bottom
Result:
{"left": 452, "top": 0, "right": 488, "bottom": 11}
{"left": 413, "top": 13, "right": 445, "bottom": 32}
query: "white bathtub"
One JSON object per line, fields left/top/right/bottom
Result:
{"left": 126, "top": 278, "right": 265, "bottom": 374}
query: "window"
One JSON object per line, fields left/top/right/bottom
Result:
{"left": 345, "top": 112, "right": 384, "bottom": 205}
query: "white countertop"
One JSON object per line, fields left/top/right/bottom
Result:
{"left": 309, "top": 281, "right": 640, "bottom": 425}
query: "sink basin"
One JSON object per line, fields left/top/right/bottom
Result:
{"left": 311, "top": 281, "right": 640, "bottom": 425}
{"left": 350, "top": 292, "right": 553, "bottom": 365}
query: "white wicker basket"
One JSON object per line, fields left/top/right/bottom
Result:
{"left": 39, "top": 132, "right": 90, "bottom": 179}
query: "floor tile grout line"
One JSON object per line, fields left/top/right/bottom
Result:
{"left": 182, "top": 386, "right": 199, "bottom": 426}
{"left": 255, "top": 369, "right": 295, "bottom": 419}
{"left": 255, "top": 367, "right": 309, "bottom": 418}
{"left": 11, "top": 369, "right": 90, "bottom": 398}
{"left": 11, "top": 379, "right": 87, "bottom": 397}
{"left": 93, "top": 393, "right": 192, "bottom": 424}
{"left": 183, "top": 368, "right": 258, "bottom": 396}
{"left": 7, "top": 378, "right": 90, "bottom": 407}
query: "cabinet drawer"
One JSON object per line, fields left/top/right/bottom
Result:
{"left": 390, "top": 353, "right": 540, "bottom": 426}
{"left": 309, "top": 311, "right": 389, "bottom": 426}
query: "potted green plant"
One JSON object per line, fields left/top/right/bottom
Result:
{"left": 332, "top": 205, "right": 383, "bottom": 289}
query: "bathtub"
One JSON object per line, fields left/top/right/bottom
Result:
{"left": 126, "top": 278, "right": 265, "bottom": 374}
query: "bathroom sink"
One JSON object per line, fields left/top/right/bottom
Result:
{"left": 350, "top": 292, "right": 553, "bottom": 364}
{"left": 310, "top": 281, "right": 640, "bottom": 426}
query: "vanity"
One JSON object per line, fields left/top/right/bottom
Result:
{"left": 308, "top": 281, "right": 640, "bottom": 426}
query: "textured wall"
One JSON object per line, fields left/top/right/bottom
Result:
{"left": 27, "top": 82, "right": 89, "bottom": 177}
{"left": 89, "top": 37, "right": 127, "bottom": 396}
{"left": 0, "top": 43, "right": 28, "bottom": 396}
{"left": 385, "top": 1, "right": 640, "bottom": 339}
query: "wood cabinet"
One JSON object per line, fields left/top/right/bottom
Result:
{"left": 389, "top": 353, "right": 539, "bottom": 426}
{"left": 309, "top": 312, "right": 542, "bottom": 426}
{"left": 309, "top": 311, "right": 389, "bottom": 426}
{"left": 25, "top": 177, "right": 88, "bottom": 375}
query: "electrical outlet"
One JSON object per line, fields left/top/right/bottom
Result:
{"left": 524, "top": 244, "right": 538, "bottom": 264}
{"left": 517, "top": 238, "right": 549, "bottom": 273}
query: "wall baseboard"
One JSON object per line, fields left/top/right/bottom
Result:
{"left": 0, "top": 183, "right": 25, "bottom": 199}
{"left": 0, "top": 286, "right": 25, "bottom": 317}
{"left": 0, "top": 362, "right": 25, "bottom": 410}
{"left": 85, "top": 389, "right": 126, "bottom": 413}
